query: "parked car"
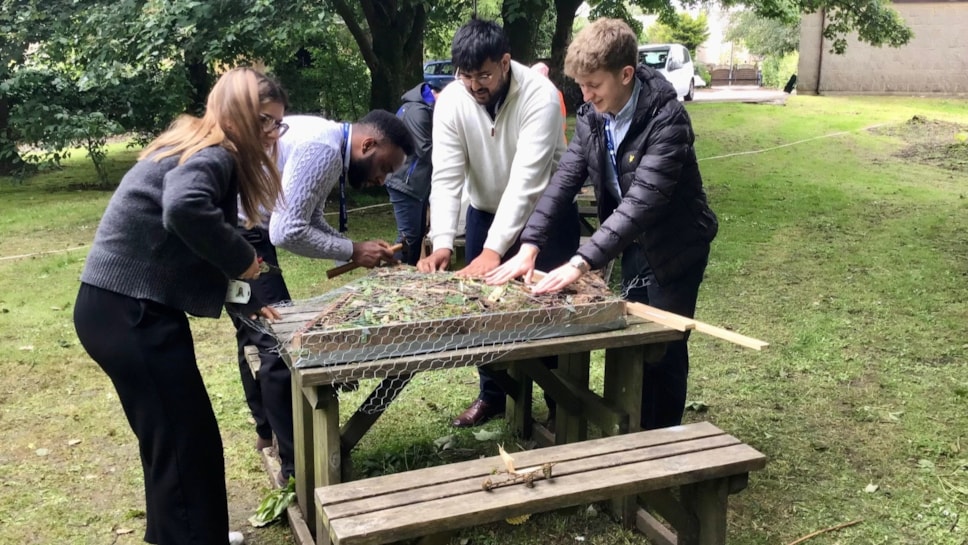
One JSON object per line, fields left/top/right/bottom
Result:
{"left": 637, "top": 44, "right": 695, "bottom": 101}
{"left": 423, "top": 60, "right": 455, "bottom": 89}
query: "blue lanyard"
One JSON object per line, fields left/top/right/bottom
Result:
{"left": 339, "top": 122, "right": 349, "bottom": 233}
{"left": 603, "top": 117, "right": 620, "bottom": 192}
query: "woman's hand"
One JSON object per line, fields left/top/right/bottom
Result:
{"left": 485, "top": 244, "right": 539, "bottom": 285}
{"left": 256, "top": 305, "right": 281, "bottom": 321}
{"left": 531, "top": 263, "right": 582, "bottom": 294}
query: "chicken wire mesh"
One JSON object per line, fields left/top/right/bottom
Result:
{"left": 236, "top": 268, "right": 628, "bottom": 414}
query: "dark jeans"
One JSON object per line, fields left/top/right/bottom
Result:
{"left": 465, "top": 203, "right": 580, "bottom": 410}
{"left": 622, "top": 246, "right": 708, "bottom": 430}
{"left": 74, "top": 283, "right": 228, "bottom": 545}
{"left": 228, "top": 226, "right": 295, "bottom": 479}
{"left": 387, "top": 186, "right": 428, "bottom": 266}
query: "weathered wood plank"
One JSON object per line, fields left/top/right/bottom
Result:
{"left": 318, "top": 423, "right": 724, "bottom": 505}
{"left": 321, "top": 434, "right": 751, "bottom": 519}
{"left": 323, "top": 443, "right": 764, "bottom": 545}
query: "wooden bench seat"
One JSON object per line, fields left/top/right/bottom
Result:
{"left": 316, "top": 422, "right": 765, "bottom": 545}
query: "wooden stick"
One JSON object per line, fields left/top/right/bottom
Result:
{"left": 694, "top": 321, "right": 769, "bottom": 350}
{"left": 325, "top": 243, "right": 403, "bottom": 279}
{"left": 785, "top": 519, "right": 863, "bottom": 545}
{"left": 626, "top": 302, "right": 768, "bottom": 350}
{"left": 530, "top": 272, "right": 768, "bottom": 349}
{"left": 625, "top": 302, "right": 695, "bottom": 332}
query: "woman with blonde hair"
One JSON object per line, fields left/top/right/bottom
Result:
{"left": 73, "top": 67, "right": 287, "bottom": 545}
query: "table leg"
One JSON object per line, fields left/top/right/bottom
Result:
{"left": 292, "top": 373, "right": 316, "bottom": 539}
{"left": 505, "top": 361, "right": 534, "bottom": 439}
{"left": 555, "top": 352, "right": 588, "bottom": 444}
{"left": 679, "top": 478, "right": 730, "bottom": 545}
{"left": 311, "top": 385, "right": 341, "bottom": 545}
{"left": 603, "top": 345, "right": 646, "bottom": 526}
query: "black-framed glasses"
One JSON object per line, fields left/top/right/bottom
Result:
{"left": 260, "top": 114, "right": 289, "bottom": 137}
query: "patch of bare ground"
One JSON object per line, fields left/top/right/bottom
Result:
{"left": 870, "top": 115, "right": 968, "bottom": 174}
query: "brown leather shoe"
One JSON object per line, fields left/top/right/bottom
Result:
{"left": 451, "top": 399, "right": 504, "bottom": 428}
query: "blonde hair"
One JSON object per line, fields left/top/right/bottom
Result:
{"left": 564, "top": 18, "right": 638, "bottom": 79}
{"left": 141, "top": 67, "right": 284, "bottom": 228}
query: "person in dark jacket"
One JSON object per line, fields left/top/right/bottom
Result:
{"left": 487, "top": 18, "right": 718, "bottom": 431}
{"left": 386, "top": 82, "right": 441, "bottom": 264}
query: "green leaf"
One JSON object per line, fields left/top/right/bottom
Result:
{"left": 248, "top": 477, "right": 295, "bottom": 527}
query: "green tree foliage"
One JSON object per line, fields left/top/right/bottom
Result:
{"left": 0, "top": 0, "right": 90, "bottom": 174}
{"left": 1, "top": 0, "right": 915, "bottom": 183}
{"left": 645, "top": 12, "right": 709, "bottom": 57}
{"left": 726, "top": 10, "right": 800, "bottom": 58}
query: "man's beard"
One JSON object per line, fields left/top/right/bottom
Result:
{"left": 347, "top": 154, "right": 374, "bottom": 189}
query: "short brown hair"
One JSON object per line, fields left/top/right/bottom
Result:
{"left": 564, "top": 18, "right": 638, "bottom": 78}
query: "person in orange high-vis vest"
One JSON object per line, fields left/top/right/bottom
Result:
{"left": 531, "top": 62, "right": 568, "bottom": 143}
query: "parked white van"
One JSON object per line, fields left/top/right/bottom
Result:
{"left": 638, "top": 44, "right": 695, "bottom": 101}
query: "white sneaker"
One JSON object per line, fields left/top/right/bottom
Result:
{"left": 228, "top": 531, "right": 245, "bottom": 545}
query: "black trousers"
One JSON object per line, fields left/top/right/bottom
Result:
{"left": 622, "top": 247, "right": 708, "bottom": 430}
{"left": 229, "top": 226, "right": 295, "bottom": 479}
{"left": 464, "top": 203, "right": 580, "bottom": 409}
{"left": 74, "top": 283, "right": 228, "bottom": 545}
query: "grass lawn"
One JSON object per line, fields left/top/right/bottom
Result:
{"left": 0, "top": 95, "right": 966, "bottom": 545}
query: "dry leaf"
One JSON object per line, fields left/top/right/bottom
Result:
{"left": 115, "top": 528, "right": 134, "bottom": 535}
{"left": 505, "top": 514, "right": 530, "bottom": 525}
{"left": 498, "top": 444, "right": 516, "bottom": 473}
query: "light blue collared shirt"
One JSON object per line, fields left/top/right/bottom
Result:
{"left": 603, "top": 78, "right": 643, "bottom": 201}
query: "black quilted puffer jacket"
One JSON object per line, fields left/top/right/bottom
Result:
{"left": 521, "top": 64, "right": 718, "bottom": 286}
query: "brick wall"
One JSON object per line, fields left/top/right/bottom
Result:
{"left": 798, "top": 2, "right": 968, "bottom": 95}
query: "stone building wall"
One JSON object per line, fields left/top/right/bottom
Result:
{"left": 798, "top": 2, "right": 968, "bottom": 95}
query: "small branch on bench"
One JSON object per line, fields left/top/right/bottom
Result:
{"left": 483, "top": 446, "right": 555, "bottom": 490}
{"left": 785, "top": 519, "right": 863, "bottom": 545}
{"left": 481, "top": 463, "right": 555, "bottom": 491}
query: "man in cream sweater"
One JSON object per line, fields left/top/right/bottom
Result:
{"left": 418, "top": 18, "right": 579, "bottom": 427}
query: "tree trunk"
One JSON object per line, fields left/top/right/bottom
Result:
{"left": 331, "top": 0, "right": 428, "bottom": 112}
{"left": 502, "top": 0, "right": 549, "bottom": 65}
{"left": 551, "top": 0, "right": 584, "bottom": 112}
{"left": 185, "top": 57, "right": 213, "bottom": 115}
{"left": 0, "top": 96, "right": 25, "bottom": 175}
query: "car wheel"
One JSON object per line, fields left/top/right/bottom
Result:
{"left": 684, "top": 80, "right": 695, "bottom": 101}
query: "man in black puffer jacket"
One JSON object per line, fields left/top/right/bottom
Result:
{"left": 487, "top": 18, "right": 717, "bottom": 430}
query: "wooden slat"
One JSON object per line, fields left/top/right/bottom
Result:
{"left": 318, "top": 423, "right": 723, "bottom": 505}
{"left": 693, "top": 321, "right": 769, "bottom": 351}
{"left": 321, "top": 433, "right": 743, "bottom": 520}
{"left": 324, "top": 443, "right": 765, "bottom": 545}
{"left": 626, "top": 302, "right": 694, "bottom": 331}
{"left": 626, "top": 302, "right": 769, "bottom": 350}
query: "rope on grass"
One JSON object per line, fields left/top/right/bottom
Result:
{"left": 699, "top": 123, "right": 891, "bottom": 163}
{"left": 785, "top": 519, "right": 863, "bottom": 545}
{"left": 0, "top": 244, "right": 91, "bottom": 262}
{"left": 322, "top": 202, "right": 391, "bottom": 217}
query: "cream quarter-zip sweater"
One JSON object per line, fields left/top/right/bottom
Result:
{"left": 429, "top": 60, "right": 566, "bottom": 256}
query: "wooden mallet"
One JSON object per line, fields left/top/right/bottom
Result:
{"left": 325, "top": 242, "right": 405, "bottom": 279}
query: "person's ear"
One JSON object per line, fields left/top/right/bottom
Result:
{"left": 502, "top": 53, "right": 511, "bottom": 72}
{"left": 621, "top": 66, "right": 635, "bottom": 85}
{"left": 361, "top": 136, "right": 378, "bottom": 155}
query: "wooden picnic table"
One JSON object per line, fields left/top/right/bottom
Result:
{"left": 269, "top": 306, "right": 684, "bottom": 544}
